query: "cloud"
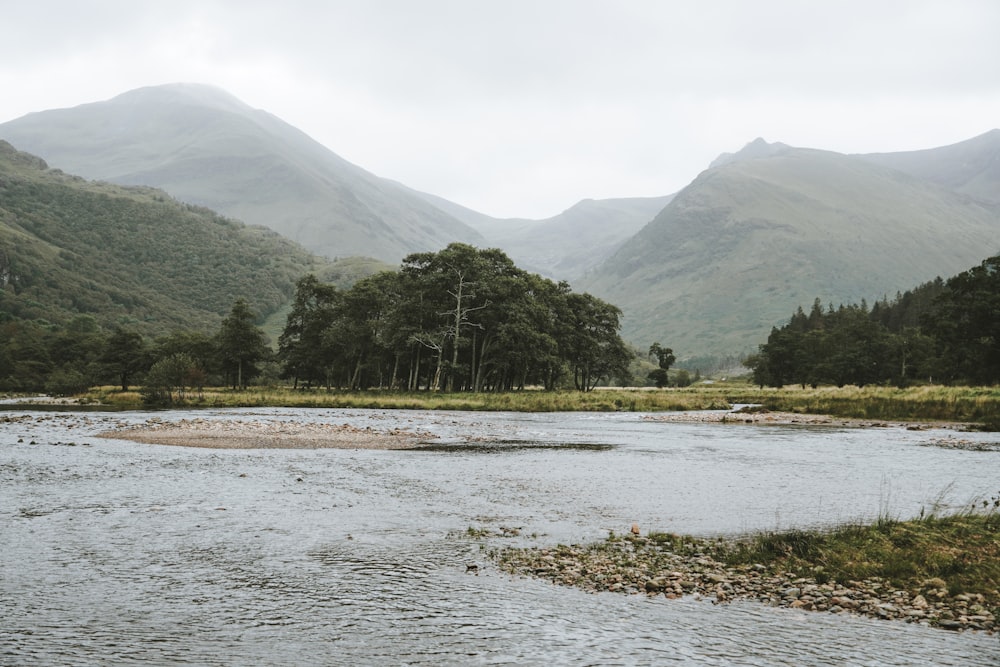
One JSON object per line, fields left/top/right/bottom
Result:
{"left": 2, "top": 0, "right": 999, "bottom": 217}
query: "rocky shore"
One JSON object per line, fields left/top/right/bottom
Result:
{"left": 493, "top": 534, "right": 997, "bottom": 634}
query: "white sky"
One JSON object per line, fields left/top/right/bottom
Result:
{"left": 2, "top": 0, "right": 998, "bottom": 219}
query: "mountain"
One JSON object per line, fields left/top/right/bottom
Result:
{"left": 0, "top": 83, "right": 486, "bottom": 263}
{"left": 579, "top": 139, "right": 1000, "bottom": 363}
{"left": 0, "top": 140, "right": 328, "bottom": 336}
{"left": 857, "top": 129, "right": 1000, "bottom": 204}
{"left": 407, "top": 187, "right": 672, "bottom": 280}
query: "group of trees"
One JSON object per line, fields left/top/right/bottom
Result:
{"left": 0, "top": 299, "right": 270, "bottom": 400}
{"left": 277, "top": 243, "right": 633, "bottom": 392}
{"left": 747, "top": 256, "right": 1000, "bottom": 387}
{"left": 1, "top": 244, "right": 643, "bottom": 397}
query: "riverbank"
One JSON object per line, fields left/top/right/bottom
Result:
{"left": 97, "top": 416, "right": 437, "bottom": 449}
{"left": 492, "top": 513, "right": 999, "bottom": 634}
{"left": 65, "top": 384, "right": 1000, "bottom": 428}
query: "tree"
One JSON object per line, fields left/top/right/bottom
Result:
{"left": 142, "top": 352, "right": 198, "bottom": 405}
{"left": 922, "top": 257, "right": 1000, "bottom": 384}
{"left": 647, "top": 342, "right": 676, "bottom": 388}
{"left": 216, "top": 299, "right": 269, "bottom": 389}
{"left": 278, "top": 275, "right": 340, "bottom": 387}
{"left": 102, "top": 329, "right": 145, "bottom": 391}
{"left": 562, "top": 292, "right": 631, "bottom": 391}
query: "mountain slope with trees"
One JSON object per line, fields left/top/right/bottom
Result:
{"left": 0, "top": 83, "right": 486, "bottom": 262}
{"left": 0, "top": 140, "right": 324, "bottom": 336}
{"left": 579, "top": 140, "right": 1000, "bottom": 363}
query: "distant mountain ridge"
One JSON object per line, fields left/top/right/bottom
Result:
{"left": 858, "top": 129, "right": 1000, "bottom": 204}
{"left": 579, "top": 138, "right": 1000, "bottom": 362}
{"left": 0, "top": 83, "right": 486, "bottom": 262}
{"left": 404, "top": 186, "right": 673, "bottom": 279}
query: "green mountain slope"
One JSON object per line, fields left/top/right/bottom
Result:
{"left": 579, "top": 140, "right": 1000, "bottom": 362}
{"left": 0, "top": 83, "right": 486, "bottom": 263}
{"left": 858, "top": 129, "right": 1000, "bottom": 204}
{"left": 0, "top": 140, "right": 327, "bottom": 336}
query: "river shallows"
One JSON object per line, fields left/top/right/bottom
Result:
{"left": 2, "top": 408, "right": 997, "bottom": 665}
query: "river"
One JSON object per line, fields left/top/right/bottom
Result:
{"left": 2, "top": 407, "right": 997, "bottom": 665}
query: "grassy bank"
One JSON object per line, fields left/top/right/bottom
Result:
{"left": 80, "top": 386, "right": 735, "bottom": 412}
{"left": 74, "top": 384, "right": 1000, "bottom": 426}
{"left": 493, "top": 503, "right": 1000, "bottom": 632}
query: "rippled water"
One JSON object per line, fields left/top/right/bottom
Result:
{"left": 2, "top": 407, "right": 998, "bottom": 665}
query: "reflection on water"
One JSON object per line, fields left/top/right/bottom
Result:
{"left": 2, "top": 407, "right": 997, "bottom": 666}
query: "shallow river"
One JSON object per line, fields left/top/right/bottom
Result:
{"left": 2, "top": 407, "right": 998, "bottom": 665}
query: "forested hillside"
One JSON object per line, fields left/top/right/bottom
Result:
{"left": 748, "top": 256, "right": 1000, "bottom": 387}
{"left": 0, "top": 140, "right": 324, "bottom": 335}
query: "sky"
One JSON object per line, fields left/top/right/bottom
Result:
{"left": 2, "top": 1, "right": 999, "bottom": 219}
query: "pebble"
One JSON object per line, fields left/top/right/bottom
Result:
{"left": 494, "top": 536, "right": 996, "bottom": 634}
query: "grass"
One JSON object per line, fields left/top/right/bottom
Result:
{"left": 75, "top": 382, "right": 1000, "bottom": 427}
{"left": 715, "top": 498, "right": 1000, "bottom": 610}
{"left": 81, "top": 386, "right": 734, "bottom": 413}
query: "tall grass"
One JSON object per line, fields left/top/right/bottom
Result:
{"left": 717, "top": 495, "right": 1000, "bottom": 602}
{"left": 79, "top": 383, "right": 999, "bottom": 425}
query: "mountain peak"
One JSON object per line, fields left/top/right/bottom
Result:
{"left": 709, "top": 137, "right": 791, "bottom": 169}
{"left": 109, "top": 83, "right": 253, "bottom": 114}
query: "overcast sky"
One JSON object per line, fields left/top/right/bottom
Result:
{"left": 2, "top": 1, "right": 998, "bottom": 219}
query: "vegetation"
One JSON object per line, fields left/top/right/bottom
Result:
{"left": 493, "top": 501, "right": 1000, "bottom": 630}
{"left": 717, "top": 499, "right": 1000, "bottom": 611}
{"left": 277, "top": 243, "right": 632, "bottom": 393}
{"left": 0, "top": 140, "right": 325, "bottom": 337}
{"left": 747, "top": 256, "right": 1000, "bottom": 389}
{"left": 579, "top": 141, "right": 1000, "bottom": 363}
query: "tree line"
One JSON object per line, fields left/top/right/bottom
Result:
{"left": 746, "top": 256, "right": 1000, "bottom": 387}
{"left": 0, "top": 298, "right": 269, "bottom": 402}
{"left": 1, "top": 244, "right": 657, "bottom": 399}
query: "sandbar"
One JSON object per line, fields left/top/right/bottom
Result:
{"left": 98, "top": 418, "right": 436, "bottom": 450}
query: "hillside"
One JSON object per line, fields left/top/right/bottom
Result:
{"left": 0, "top": 83, "right": 486, "bottom": 263}
{"left": 579, "top": 140, "right": 1000, "bottom": 363}
{"left": 0, "top": 140, "right": 327, "bottom": 336}
{"left": 409, "top": 188, "right": 672, "bottom": 279}
{"left": 858, "top": 129, "right": 1000, "bottom": 204}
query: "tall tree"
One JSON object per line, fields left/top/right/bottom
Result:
{"left": 216, "top": 298, "right": 269, "bottom": 389}
{"left": 102, "top": 329, "right": 146, "bottom": 391}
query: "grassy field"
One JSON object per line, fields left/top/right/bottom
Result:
{"left": 76, "top": 383, "right": 1000, "bottom": 427}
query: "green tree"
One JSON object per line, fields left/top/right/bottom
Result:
{"left": 278, "top": 274, "right": 341, "bottom": 387}
{"left": 216, "top": 299, "right": 269, "bottom": 389}
{"left": 142, "top": 352, "right": 198, "bottom": 405}
{"left": 562, "top": 292, "right": 630, "bottom": 391}
{"left": 101, "top": 329, "right": 146, "bottom": 391}
{"left": 647, "top": 342, "right": 676, "bottom": 388}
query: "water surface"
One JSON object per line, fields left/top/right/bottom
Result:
{"left": 2, "top": 408, "right": 997, "bottom": 665}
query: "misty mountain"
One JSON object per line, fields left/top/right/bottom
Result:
{"left": 579, "top": 138, "right": 1000, "bottom": 362}
{"left": 407, "top": 187, "right": 672, "bottom": 280}
{"left": 0, "top": 83, "right": 486, "bottom": 263}
{"left": 857, "top": 129, "right": 1000, "bottom": 204}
